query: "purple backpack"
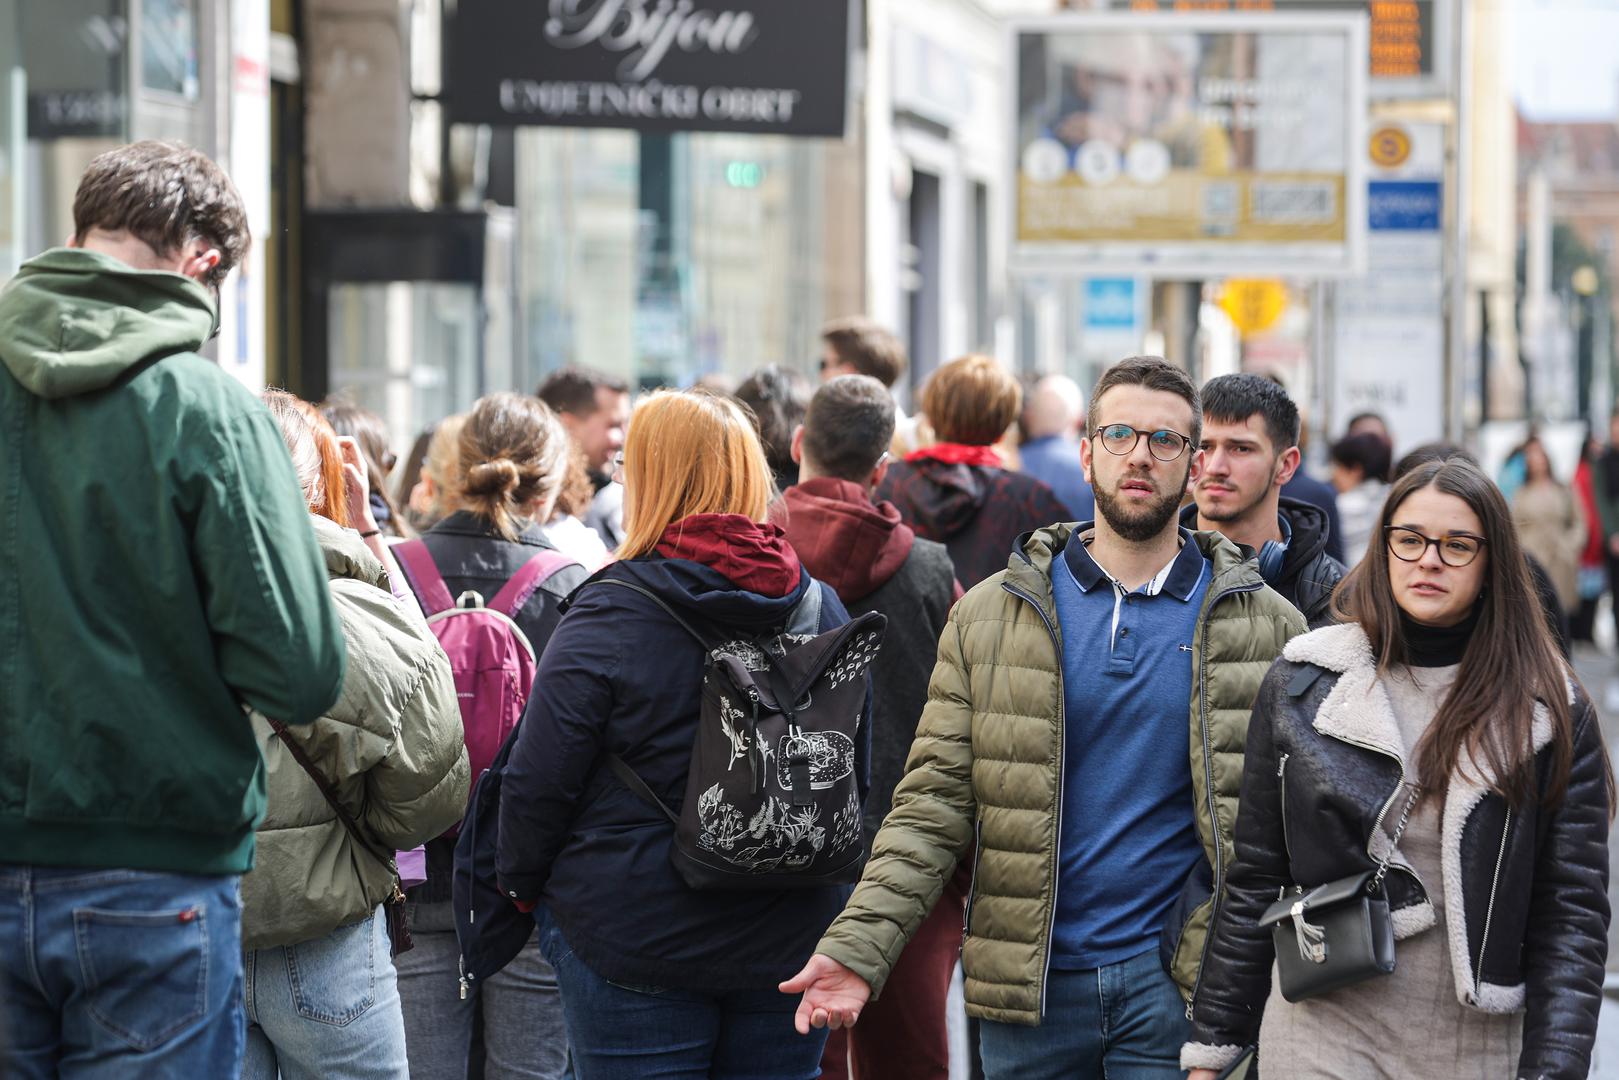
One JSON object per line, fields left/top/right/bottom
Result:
{"left": 395, "top": 540, "right": 577, "bottom": 827}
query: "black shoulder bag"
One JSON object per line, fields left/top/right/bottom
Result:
{"left": 1259, "top": 780, "right": 1419, "bottom": 1002}
{"left": 267, "top": 719, "right": 413, "bottom": 956}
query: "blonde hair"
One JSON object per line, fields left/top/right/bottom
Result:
{"left": 618, "top": 390, "right": 775, "bottom": 560}
{"left": 922, "top": 354, "right": 1022, "bottom": 446}
{"left": 422, "top": 413, "right": 466, "bottom": 517}
{"left": 451, "top": 393, "right": 570, "bottom": 541}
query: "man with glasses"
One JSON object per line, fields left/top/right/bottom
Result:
{"left": 785, "top": 356, "right": 1305, "bottom": 1079}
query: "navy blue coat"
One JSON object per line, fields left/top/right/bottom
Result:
{"left": 496, "top": 555, "right": 869, "bottom": 992}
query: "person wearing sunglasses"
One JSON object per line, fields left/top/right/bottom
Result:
{"left": 788, "top": 357, "right": 1305, "bottom": 1078}
{"left": 1185, "top": 455, "right": 1613, "bottom": 1080}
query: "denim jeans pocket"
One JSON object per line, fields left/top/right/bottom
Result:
{"left": 602, "top": 975, "right": 669, "bottom": 996}
{"left": 73, "top": 905, "right": 209, "bottom": 1051}
{"left": 285, "top": 911, "right": 379, "bottom": 1027}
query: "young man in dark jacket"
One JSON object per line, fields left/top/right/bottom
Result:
{"left": 0, "top": 142, "right": 346, "bottom": 1076}
{"left": 1187, "top": 374, "right": 1346, "bottom": 627}
{"left": 780, "top": 375, "right": 963, "bottom": 1080}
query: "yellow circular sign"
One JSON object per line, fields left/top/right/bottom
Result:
{"left": 1369, "top": 126, "right": 1413, "bottom": 169}
{"left": 1219, "top": 280, "right": 1288, "bottom": 337}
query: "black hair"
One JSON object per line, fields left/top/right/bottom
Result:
{"left": 1200, "top": 372, "right": 1301, "bottom": 451}
{"left": 1330, "top": 432, "right": 1393, "bottom": 483}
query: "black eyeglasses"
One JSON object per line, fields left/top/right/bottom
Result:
{"left": 1384, "top": 526, "right": 1486, "bottom": 568}
{"left": 1092, "top": 423, "right": 1193, "bottom": 462}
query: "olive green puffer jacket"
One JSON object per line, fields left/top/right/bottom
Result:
{"left": 240, "top": 516, "right": 469, "bottom": 951}
{"left": 816, "top": 524, "right": 1305, "bottom": 1026}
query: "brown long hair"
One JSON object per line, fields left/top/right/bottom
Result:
{"left": 1333, "top": 458, "right": 1596, "bottom": 814}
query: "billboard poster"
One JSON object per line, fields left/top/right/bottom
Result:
{"left": 448, "top": 0, "right": 851, "bottom": 137}
{"left": 1010, "top": 13, "right": 1367, "bottom": 278}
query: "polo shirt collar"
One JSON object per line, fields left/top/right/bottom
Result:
{"left": 1064, "top": 524, "right": 1205, "bottom": 601}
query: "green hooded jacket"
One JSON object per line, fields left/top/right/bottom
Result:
{"left": 816, "top": 524, "right": 1306, "bottom": 1026}
{"left": 0, "top": 248, "right": 346, "bottom": 876}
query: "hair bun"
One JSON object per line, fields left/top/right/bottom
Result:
{"left": 464, "top": 458, "right": 521, "bottom": 498}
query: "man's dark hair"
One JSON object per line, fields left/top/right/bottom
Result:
{"left": 536, "top": 366, "right": 629, "bottom": 417}
{"left": 801, "top": 375, "right": 896, "bottom": 482}
{"left": 1088, "top": 356, "right": 1202, "bottom": 446}
{"left": 72, "top": 140, "right": 248, "bottom": 289}
{"left": 734, "top": 365, "right": 811, "bottom": 482}
{"left": 822, "top": 317, "right": 907, "bottom": 388}
{"left": 1330, "top": 432, "right": 1393, "bottom": 483}
{"left": 1201, "top": 373, "right": 1300, "bottom": 451}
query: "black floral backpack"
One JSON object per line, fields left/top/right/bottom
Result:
{"left": 596, "top": 579, "right": 885, "bottom": 890}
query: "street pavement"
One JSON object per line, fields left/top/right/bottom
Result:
{"left": 1571, "top": 643, "right": 1619, "bottom": 1075}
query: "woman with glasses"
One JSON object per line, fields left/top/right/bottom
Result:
{"left": 1183, "top": 456, "right": 1613, "bottom": 1080}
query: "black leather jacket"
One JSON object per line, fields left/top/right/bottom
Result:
{"left": 1186, "top": 624, "right": 1610, "bottom": 1080}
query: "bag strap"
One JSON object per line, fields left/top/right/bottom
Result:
{"left": 785, "top": 580, "right": 823, "bottom": 637}
{"left": 393, "top": 540, "right": 455, "bottom": 616}
{"left": 591, "top": 578, "right": 713, "bottom": 648}
{"left": 489, "top": 550, "right": 578, "bottom": 618}
{"left": 606, "top": 754, "right": 681, "bottom": 828}
{"left": 1370, "top": 783, "right": 1421, "bottom": 892}
{"left": 267, "top": 718, "right": 397, "bottom": 876}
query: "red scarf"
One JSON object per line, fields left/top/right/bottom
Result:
{"left": 906, "top": 442, "right": 1003, "bottom": 468}
{"left": 656, "top": 513, "right": 803, "bottom": 597}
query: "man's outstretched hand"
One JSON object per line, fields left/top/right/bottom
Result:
{"left": 779, "top": 954, "right": 871, "bottom": 1035}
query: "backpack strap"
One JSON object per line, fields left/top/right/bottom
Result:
{"left": 786, "top": 579, "right": 823, "bottom": 637}
{"left": 266, "top": 718, "right": 396, "bottom": 873}
{"left": 489, "top": 550, "right": 578, "bottom": 618}
{"left": 606, "top": 754, "right": 681, "bottom": 828}
{"left": 591, "top": 578, "right": 712, "bottom": 648}
{"left": 394, "top": 540, "right": 455, "bottom": 616}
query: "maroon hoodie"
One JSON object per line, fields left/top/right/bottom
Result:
{"left": 779, "top": 478, "right": 949, "bottom": 604}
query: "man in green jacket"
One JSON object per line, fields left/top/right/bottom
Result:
{"left": 784, "top": 357, "right": 1306, "bottom": 1078}
{"left": 0, "top": 142, "right": 346, "bottom": 1078}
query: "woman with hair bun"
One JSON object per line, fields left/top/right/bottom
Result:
{"left": 393, "top": 391, "right": 589, "bottom": 1080}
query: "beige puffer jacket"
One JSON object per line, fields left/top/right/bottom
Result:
{"left": 240, "top": 516, "right": 469, "bottom": 951}
{"left": 816, "top": 524, "right": 1305, "bottom": 1025}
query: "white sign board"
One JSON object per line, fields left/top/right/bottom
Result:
{"left": 1330, "top": 120, "right": 1444, "bottom": 453}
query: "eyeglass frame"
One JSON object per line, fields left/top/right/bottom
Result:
{"left": 1089, "top": 423, "right": 1194, "bottom": 462}
{"left": 1382, "top": 525, "right": 1488, "bottom": 568}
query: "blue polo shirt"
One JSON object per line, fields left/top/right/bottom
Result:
{"left": 1049, "top": 526, "right": 1210, "bottom": 970}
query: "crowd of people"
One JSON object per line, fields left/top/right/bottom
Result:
{"left": 2, "top": 142, "right": 1614, "bottom": 1080}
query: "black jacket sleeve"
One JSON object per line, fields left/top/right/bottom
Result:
{"left": 1517, "top": 694, "right": 1611, "bottom": 1079}
{"left": 1186, "top": 660, "right": 1297, "bottom": 1057}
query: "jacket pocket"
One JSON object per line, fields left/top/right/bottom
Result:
{"left": 75, "top": 906, "right": 210, "bottom": 1051}
{"left": 1158, "top": 857, "right": 1213, "bottom": 988}
{"left": 962, "top": 818, "right": 983, "bottom": 938}
{"left": 1278, "top": 752, "right": 1294, "bottom": 866}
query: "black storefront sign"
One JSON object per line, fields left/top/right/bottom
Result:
{"left": 447, "top": 0, "right": 850, "bottom": 137}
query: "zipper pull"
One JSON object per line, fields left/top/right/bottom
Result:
{"left": 459, "top": 974, "right": 471, "bottom": 1000}
{"left": 1276, "top": 751, "right": 1289, "bottom": 778}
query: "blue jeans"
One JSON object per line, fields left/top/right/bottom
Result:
{"left": 977, "top": 948, "right": 1189, "bottom": 1080}
{"left": 394, "top": 900, "right": 569, "bottom": 1080}
{"left": 0, "top": 865, "right": 244, "bottom": 1080}
{"left": 242, "top": 905, "right": 409, "bottom": 1080}
{"left": 536, "top": 913, "right": 826, "bottom": 1080}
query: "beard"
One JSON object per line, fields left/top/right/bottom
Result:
{"left": 1094, "top": 468, "right": 1190, "bottom": 542}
